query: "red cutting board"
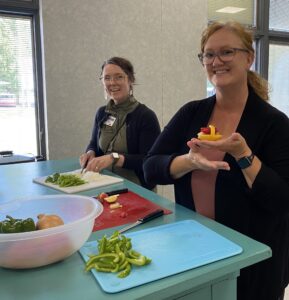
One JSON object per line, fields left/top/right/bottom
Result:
{"left": 93, "top": 191, "right": 172, "bottom": 231}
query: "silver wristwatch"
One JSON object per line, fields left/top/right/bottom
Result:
{"left": 111, "top": 152, "right": 120, "bottom": 166}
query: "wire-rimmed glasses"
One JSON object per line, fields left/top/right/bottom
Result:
{"left": 99, "top": 74, "right": 127, "bottom": 83}
{"left": 198, "top": 48, "right": 249, "bottom": 65}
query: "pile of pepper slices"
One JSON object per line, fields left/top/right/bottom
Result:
{"left": 85, "top": 231, "right": 151, "bottom": 278}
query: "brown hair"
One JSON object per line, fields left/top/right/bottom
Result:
{"left": 200, "top": 21, "right": 269, "bottom": 101}
{"left": 100, "top": 57, "right": 135, "bottom": 83}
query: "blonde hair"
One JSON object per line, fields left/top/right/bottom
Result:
{"left": 200, "top": 21, "right": 269, "bottom": 101}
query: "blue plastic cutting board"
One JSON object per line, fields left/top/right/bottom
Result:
{"left": 79, "top": 220, "right": 242, "bottom": 293}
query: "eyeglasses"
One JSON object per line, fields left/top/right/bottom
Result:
{"left": 99, "top": 74, "right": 127, "bottom": 83}
{"left": 198, "top": 48, "right": 249, "bottom": 65}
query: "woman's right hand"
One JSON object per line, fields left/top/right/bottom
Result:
{"left": 79, "top": 150, "right": 95, "bottom": 169}
{"left": 170, "top": 138, "right": 230, "bottom": 179}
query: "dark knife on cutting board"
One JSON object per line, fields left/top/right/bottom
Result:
{"left": 106, "top": 188, "right": 128, "bottom": 196}
{"left": 119, "top": 209, "right": 164, "bottom": 234}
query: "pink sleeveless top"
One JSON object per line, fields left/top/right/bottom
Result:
{"left": 191, "top": 148, "right": 225, "bottom": 219}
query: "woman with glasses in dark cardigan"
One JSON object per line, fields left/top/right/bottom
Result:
{"left": 144, "top": 21, "right": 289, "bottom": 300}
{"left": 80, "top": 57, "right": 160, "bottom": 190}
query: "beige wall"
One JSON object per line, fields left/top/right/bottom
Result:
{"left": 40, "top": 0, "right": 207, "bottom": 199}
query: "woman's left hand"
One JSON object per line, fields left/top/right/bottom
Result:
{"left": 85, "top": 154, "right": 113, "bottom": 172}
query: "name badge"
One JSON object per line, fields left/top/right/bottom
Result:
{"left": 104, "top": 115, "right": 116, "bottom": 126}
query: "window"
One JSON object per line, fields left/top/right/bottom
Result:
{"left": 207, "top": 1, "right": 289, "bottom": 118}
{"left": 0, "top": 0, "right": 46, "bottom": 159}
{"left": 269, "top": 0, "right": 289, "bottom": 32}
{"left": 269, "top": 43, "right": 289, "bottom": 115}
{"left": 268, "top": 0, "right": 289, "bottom": 115}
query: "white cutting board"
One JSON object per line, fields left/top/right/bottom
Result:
{"left": 33, "top": 169, "right": 123, "bottom": 193}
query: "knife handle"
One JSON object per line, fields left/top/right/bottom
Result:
{"left": 140, "top": 209, "right": 164, "bottom": 223}
{"left": 106, "top": 188, "right": 128, "bottom": 196}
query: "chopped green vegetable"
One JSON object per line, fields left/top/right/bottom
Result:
{"left": 45, "top": 172, "right": 86, "bottom": 187}
{"left": 45, "top": 172, "right": 60, "bottom": 183}
{"left": 117, "top": 263, "right": 131, "bottom": 278}
{"left": 85, "top": 231, "right": 152, "bottom": 278}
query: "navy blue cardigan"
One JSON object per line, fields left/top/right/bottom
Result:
{"left": 86, "top": 102, "right": 160, "bottom": 190}
{"left": 144, "top": 88, "right": 289, "bottom": 300}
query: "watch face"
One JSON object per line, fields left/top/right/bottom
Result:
{"left": 237, "top": 154, "right": 254, "bottom": 169}
{"left": 112, "top": 152, "right": 119, "bottom": 159}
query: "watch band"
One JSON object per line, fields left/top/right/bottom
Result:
{"left": 237, "top": 153, "right": 255, "bottom": 169}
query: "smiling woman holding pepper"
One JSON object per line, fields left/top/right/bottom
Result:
{"left": 144, "top": 21, "right": 289, "bottom": 300}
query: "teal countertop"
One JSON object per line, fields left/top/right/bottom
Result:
{"left": 0, "top": 158, "right": 271, "bottom": 300}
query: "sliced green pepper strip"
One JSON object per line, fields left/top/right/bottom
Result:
{"left": 118, "top": 252, "right": 126, "bottom": 265}
{"left": 108, "top": 236, "right": 119, "bottom": 243}
{"left": 85, "top": 263, "right": 96, "bottom": 272}
{"left": 128, "top": 249, "right": 141, "bottom": 259}
{"left": 126, "top": 255, "right": 148, "bottom": 266}
{"left": 45, "top": 172, "right": 60, "bottom": 183}
{"left": 95, "top": 261, "right": 115, "bottom": 269}
{"left": 125, "top": 240, "right": 132, "bottom": 250}
{"left": 86, "top": 253, "right": 119, "bottom": 267}
{"left": 118, "top": 259, "right": 129, "bottom": 271}
{"left": 99, "top": 257, "right": 115, "bottom": 264}
{"left": 98, "top": 236, "right": 107, "bottom": 254}
{"left": 145, "top": 256, "right": 152, "bottom": 265}
{"left": 85, "top": 260, "right": 115, "bottom": 272}
{"left": 111, "top": 263, "right": 119, "bottom": 273}
{"left": 115, "top": 243, "right": 121, "bottom": 254}
{"left": 117, "top": 263, "right": 131, "bottom": 278}
{"left": 94, "top": 264, "right": 115, "bottom": 273}
{"left": 110, "top": 231, "right": 119, "bottom": 239}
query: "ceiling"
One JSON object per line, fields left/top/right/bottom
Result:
{"left": 208, "top": 0, "right": 255, "bottom": 26}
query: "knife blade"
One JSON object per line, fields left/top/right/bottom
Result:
{"left": 119, "top": 209, "right": 164, "bottom": 234}
{"left": 80, "top": 159, "right": 88, "bottom": 174}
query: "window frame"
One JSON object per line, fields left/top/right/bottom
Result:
{"left": 0, "top": 0, "right": 46, "bottom": 159}
{"left": 255, "top": 0, "right": 289, "bottom": 80}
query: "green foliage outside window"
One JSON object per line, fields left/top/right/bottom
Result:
{"left": 0, "top": 17, "right": 19, "bottom": 95}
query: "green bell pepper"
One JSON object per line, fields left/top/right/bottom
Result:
{"left": 0, "top": 215, "right": 36, "bottom": 233}
{"left": 22, "top": 218, "right": 36, "bottom": 232}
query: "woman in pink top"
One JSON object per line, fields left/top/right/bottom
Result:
{"left": 144, "top": 21, "right": 289, "bottom": 300}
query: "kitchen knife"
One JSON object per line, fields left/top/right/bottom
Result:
{"left": 80, "top": 159, "right": 88, "bottom": 174}
{"left": 119, "top": 209, "right": 164, "bottom": 234}
{"left": 106, "top": 188, "right": 128, "bottom": 196}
